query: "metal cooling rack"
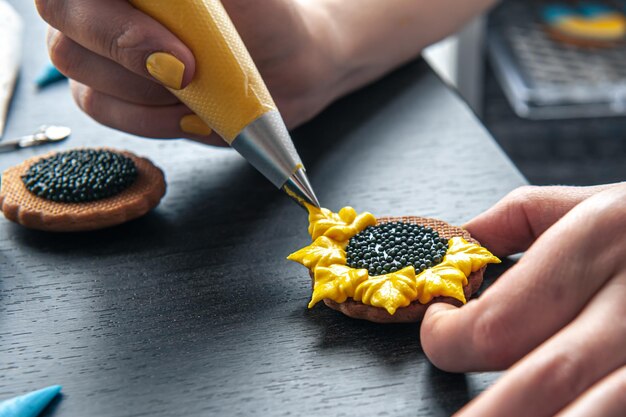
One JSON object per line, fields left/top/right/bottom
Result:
{"left": 488, "top": 1, "right": 626, "bottom": 119}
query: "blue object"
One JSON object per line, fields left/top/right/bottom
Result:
{"left": 542, "top": 2, "right": 621, "bottom": 23}
{"left": 0, "top": 385, "right": 62, "bottom": 417}
{"left": 542, "top": 4, "right": 575, "bottom": 23}
{"left": 578, "top": 2, "right": 615, "bottom": 17}
{"left": 35, "top": 64, "right": 66, "bottom": 89}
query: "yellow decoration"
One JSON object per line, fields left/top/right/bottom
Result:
{"left": 415, "top": 265, "right": 468, "bottom": 305}
{"left": 444, "top": 237, "right": 501, "bottom": 276}
{"left": 307, "top": 206, "right": 376, "bottom": 242}
{"left": 287, "top": 236, "right": 346, "bottom": 270}
{"left": 354, "top": 267, "right": 417, "bottom": 315}
{"left": 557, "top": 16, "right": 626, "bottom": 40}
{"left": 287, "top": 206, "right": 501, "bottom": 315}
{"left": 309, "top": 265, "right": 369, "bottom": 307}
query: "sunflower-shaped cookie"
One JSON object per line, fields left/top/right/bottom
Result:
{"left": 288, "top": 206, "right": 500, "bottom": 323}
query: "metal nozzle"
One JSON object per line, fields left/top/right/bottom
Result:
{"left": 283, "top": 167, "right": 320, "bottom": 209}
{"left": 231, "top": 110, "right": 320, "bottom": 209}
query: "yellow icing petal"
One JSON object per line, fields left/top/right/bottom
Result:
{"left": 324, "top": 212, "right": 376, "bottom": 242}
{"left": 338, "top": 206, "right": 357, "bottom": 223}
{"left": 287, "top": 236, "right": 346, "bottom": 270}
{"left": 307, "top": 206, "right": 376, "bottom": 242}
{"left": 412, "top": 237, "right": 500, "bottom": 305}
{"left": 353, "top": 267, "right": 417, "bottom": 315}
{"left": 444, "top": 237, "right": 501, "bottom": 276}
{"left": 308, "top": 207, "right": 342, "bottom": 240}
{"left": 415, "top": 264, "right": 468, "bottom": 304}
{"left": 309, "top": 264, "right": 369, "bottom": 308}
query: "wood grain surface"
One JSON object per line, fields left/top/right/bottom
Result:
{"left": 0, "top": 1, "right": 527, "bottom": 416}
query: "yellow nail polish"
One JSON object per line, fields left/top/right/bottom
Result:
{"left": 180, "top": 114, "right": 213, "bottom": 136}
{"left": 146, "top": 52, "right": 185, "bottom": 90}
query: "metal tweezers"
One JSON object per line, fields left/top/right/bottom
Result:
{"left": 0, "top": 125, "right": 71, "bottom": 153}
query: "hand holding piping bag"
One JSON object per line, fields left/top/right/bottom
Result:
{"left": 39, "top": 0, "right": 324, "bottom": 206}
{"left": 129, "top": 0, "right": 275, "bottom": 143}
{"left": 129, "top": 0, "right": 319, "bottom": 206}
{"left": 37, "top": 0, "right": 338, "bottom": 143}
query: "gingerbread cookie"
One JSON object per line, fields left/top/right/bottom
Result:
{"left": 288, "top": 206, "right": 500, "bottom": 323}
{"left": 0, "top": 148, "right": 166, "bottom": 232}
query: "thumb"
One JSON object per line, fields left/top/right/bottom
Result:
{"left": 464, "top": 184, "right": 618, "bottom": 257}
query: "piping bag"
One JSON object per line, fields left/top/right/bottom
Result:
{"left": 130, "top": 0, "right": 320, "bottom": 209}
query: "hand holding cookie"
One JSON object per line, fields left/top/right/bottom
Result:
{"left": 420, "top": 183, "right": 626, "bottom": 416}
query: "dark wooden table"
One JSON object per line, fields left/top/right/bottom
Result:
{"left": 0, "top": 1, "right": 527, "bottom": 416}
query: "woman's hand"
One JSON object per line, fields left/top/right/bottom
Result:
{"left": 420, "top": 183, "right": 626, "bottom": 416}
{"left": 35, "top": 0, "right": 337, "bottom": 143}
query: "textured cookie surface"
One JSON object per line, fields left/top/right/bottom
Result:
{"left": 0, "top": 149, "right": 166, "bottom": 232}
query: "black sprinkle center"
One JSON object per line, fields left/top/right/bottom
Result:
{"left": 346, "top": 222, "right": 448, "bottom": 276}
{"left": 21, "top": 149, "right": 138, "bottom": 203}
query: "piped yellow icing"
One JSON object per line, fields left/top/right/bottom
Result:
{"left": 307, "top": 206, "right": 376, "bottom": 241}
{"left": 354, "top": 267, "right": 417, "bottom": 315}
{"left": 288, "top": 236, "right": 346, "bottom": 271}
{"left": 288, "top": 206, "right": 500, "bottom": 315}
{"left": 309, "top": 264, "right": 369, "bottom": 307}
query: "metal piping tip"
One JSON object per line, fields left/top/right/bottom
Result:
{"left": 230, "top": 110, "right": 319, "bottom": 210}
{"left": 283, "top": 167, "right": 320, "bottom": 209}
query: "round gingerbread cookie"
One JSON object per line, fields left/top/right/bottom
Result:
{"left": 322, "top": 216, "right": 486, "bottom": 323}
{"left": 288, "top": 207, "right": 500, "bottom": 324}
{"left": 0, "top": 148, "right": 166, "bottom": 232}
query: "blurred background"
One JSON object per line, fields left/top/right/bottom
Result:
{"left": 424, "top": 0, "right": 626, "bottom": 186}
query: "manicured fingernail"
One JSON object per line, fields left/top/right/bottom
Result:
{"left": 180, "top": 114, "right": 213, "bottom": 136}
{"left": 146, "top": 52, "right": 185, "bottom": 90}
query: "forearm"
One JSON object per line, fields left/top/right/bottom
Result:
{"left": 307, "top": 0, "right": 498, "bottom": 98}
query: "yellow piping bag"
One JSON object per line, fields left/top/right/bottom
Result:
{"left": 130, "top": 0, "right": 319, "bottom": 208}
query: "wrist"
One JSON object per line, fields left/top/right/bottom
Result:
{"left": 279, "top": 0, "right": 348, "bottom": 127}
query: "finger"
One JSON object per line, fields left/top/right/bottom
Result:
{"left": 556, "top": 365, "right": 626, "bottom": 417}
{"left": 47, "top": 27, "right": 177, "bottom": 106}
{"left": 455, "top": 273, "right": 626, "bottom": 417}
{"left": 71, "top": 81, "right": 223, "bottom": 146}
{"left": 421, "top": 185, "right": 626, "bottom": 372}
{"left": 36, "top": 0, "right": 194, "bottom": 89}
{"left": 464, "top": 184, "right": 619, "bottom": 257}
